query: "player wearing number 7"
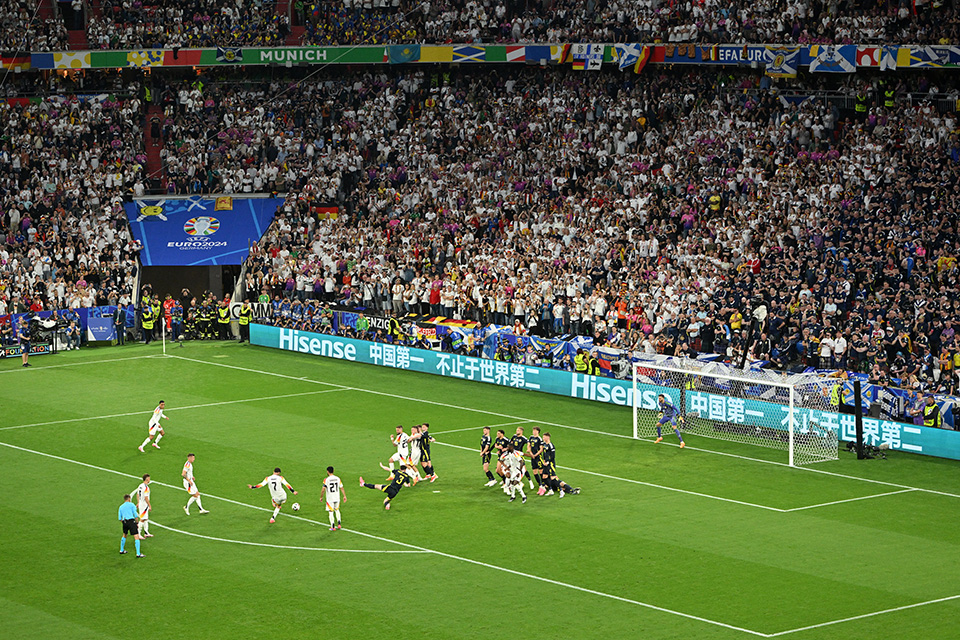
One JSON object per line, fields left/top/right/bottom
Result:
{"left": 248, "top": 467, "right": 297, "bottom": 523}
{"left": 655, "top": 394, "right": 685, "bottom": 448}
{"left": 320, "top": 466, "right": 345, "bottom": 531}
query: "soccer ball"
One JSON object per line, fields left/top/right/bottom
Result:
{"left": 291, "top": 503, "right": 300, "bottom": 511}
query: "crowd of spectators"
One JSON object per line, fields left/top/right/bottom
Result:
{"left": 3, "top": 63, "right": 960, "bottom": 409}
{"left": 0, "top": 78, "right": 144, "bottom": 320}
{"left": 0, "top": 0, "right": 69, "bottom": 52}
{"left": 220, "top": 65, "right": 960, "bottom": 400}
{"left": 89, "top": 0, "right": 289, "bottom": 50}
{"left": 69, "top": 0, "right": 960, "bottom": 49}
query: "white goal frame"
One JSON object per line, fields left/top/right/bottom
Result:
{"left": 632, "top": 360, "right": 839, "bottom": 467}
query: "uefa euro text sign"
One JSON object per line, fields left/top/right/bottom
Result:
{"left": 250, "top": 324, "right": 960, "bottom": 461}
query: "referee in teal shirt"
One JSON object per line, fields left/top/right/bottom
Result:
{"left": 118, "top": 494, "right": 144, "bottom": 557}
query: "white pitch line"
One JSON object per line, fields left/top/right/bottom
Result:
{"left": 150, "top": 522, "right": 427, "bottom": 554}
{"left": 765, "top": 593, "right": 960, "bottom": 637}
{"left": 169, "top": 353, "right": 960, "bottom": 501}
{"left": 433, "top": 441, "right": 786, "bottom": 512}
{"left": 0, "top": 388, "right": 351, "bottom": 432}
{"left": 339, "top": 527, "right": 769, "bottom": 638}
{"left": 0, "top": 440, "right": 768, "bottom": 637}
{"left": 432, "top": 420, "right": 532, "bottom": 436}
{"left": 0, "top": 353, "right": 158, "bottom": 374}
{"left": 783, "top": 489, "right": 918, "bottom": 512}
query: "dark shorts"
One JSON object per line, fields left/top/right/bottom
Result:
{"left": 544, "top": 463, "right": 556, "bottom": 476}
{"left": 481, "top": 453, "right": 491, "bottom": 465}
{"left": 20, "top": 341, "right": 30, "bottom": 352}
{"left": 421, "top": 450, "right": 431, "bottom": 463}
{"left": 658, "top": 415, "right": 677, "bottom": 426}
{"left": 530, "top": 458, "right": 542, "bottom": 470}
{"left": 384, "top": 485, "right": 400, "bottom": 500}
{"left": 122, "top": 519, "right": 138, "bottom": 536}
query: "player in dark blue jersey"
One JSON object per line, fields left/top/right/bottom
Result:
{"left": 655, "top": 394, "right": 686, "bottom": 448}
{"left": 481, "top": 426, "right": 497, "bottom": 486}
{"left": 359, "top": 465, "right": 416, "bottom": 510}
{"left": 538, "top": 433, "right": 579, "bottom": 498}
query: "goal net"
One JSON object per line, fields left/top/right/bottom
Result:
{"left": 632, "top": 359, "right": 840, "bottom": 466}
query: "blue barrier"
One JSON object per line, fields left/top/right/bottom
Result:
{"left": 250, "top": 323, "right": 960, "bottom": 461}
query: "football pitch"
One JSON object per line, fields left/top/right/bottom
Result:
{"left": 2, "top": 342, "right": 959, "bottom": 639}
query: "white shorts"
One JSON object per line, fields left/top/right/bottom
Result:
{"left": 389, "top": 451, "right": 409, "bottom": 463}
{"left": 409, "top": 452, "right": 421, "bottom": 466}
{"left": 138, "top": 505, "right": 149, "bottom": 521}
{"left": 183, "top": 479, "right": 199, "bottom": 495}
{"left": 148, "top": 423, "right": 162, "bottom": 436}
{"left": 270, "top": 494, "right": 287, "bottom": 506}
{"left": 325, "top": 498, "right": 340, "bottom": 512}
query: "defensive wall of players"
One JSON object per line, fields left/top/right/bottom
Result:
{"left": 251, "top": 323, "right": 960, "bottom": 462}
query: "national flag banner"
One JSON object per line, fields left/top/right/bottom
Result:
{"left": 880, "top": 46, "right": 899, "bottom": 71}
{"left": 126, "top": 50, "right": 165, "bottom": 67}
{"left": 856, "top": 46, "right": 880, "bottom": 67}
{"left": 505, "top": 45, "right": 525, "bottom": 62}
{"left": 900, "top": 45, "right": 950, "bottom": 68}
{"left": 550, "top": 44, "right": 571, "bottom": 64}
{"left": 0, "top": 53, "right": 30, "bottom": 71}
{"left": 763, "top": 46, "right": 799, "bottom": 78}
{"left": 570, "top": 44, "right": 602, "bottom": 70}
{"left": 808, "top": 45, "right": 856, "bottom": 73}
{"left": 633, "top": 45, "right": 651, "bottom": 74}
{"left": 419, "top": 46, "right": 452, "bottom": 63}
{"left": 215, "top": 47, "right": 243, "bottom": 63}
{"left": 214, "top": 197, "right": 233, "bottom": 211}
{"left": 313, "top": 206, "right": 338, "bottom": 220}
{"left": 388, "top": 44, "right": 420, "bottom": 64}
{"left": 453, "top": 45, "right": 485, "bottom": 63}
{"left": 524, "top": 45, "right": 552, "bottom": 63}
{"left": 613, "top": 43, "right": 643, "bottom": 70}
{"left": 52, "top": 52, "right": 91, "bottom": 69}
{"left": 701, "top": 45, "right": 719, "bottom": 61}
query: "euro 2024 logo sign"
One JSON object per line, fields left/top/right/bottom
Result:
{"left": 184, "top": 216, "right": 220, "bottom": 236}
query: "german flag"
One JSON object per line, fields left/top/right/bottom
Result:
{"left": 633, "top": 46, "right": 651, "bottom": 74}
{"left": 1, "top": 53, "right": 30, "bottom": 71}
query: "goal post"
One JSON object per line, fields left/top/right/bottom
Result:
{"left": 632, "top": 360, "right": 840, "bottom": 466}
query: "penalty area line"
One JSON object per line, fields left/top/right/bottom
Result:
{"left": 150, "top": 522, "right": 427, "bottom": 554}
{"left": 169, "top": 354, "right": 960, "bottom": 502}
{"left": 783, "top": 489, "right": 917, "bottom": 512}
{"left": 432, "top": 441, "right": 786, "bottom": 512}
{"left": 0, "top": 440, "right": 766, "bottom": 637}
{"left": 765, "top": 593, "right": 960, "bottom": 637}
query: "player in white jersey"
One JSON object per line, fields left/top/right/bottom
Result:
{"left": 181, "top": 453, "right": 210, "bottom": 515}
{"left": 320, "top": 466, "right": 346, "bottom": 530}
{"left": 380, "top": 425, "right": 411, "bottom": 472}
{"left": 248, "top": 467, "right": 297, "bottom": 523}
{"left": 132, "top": 474, "right": 154, "bottom": 536}
{"left": 138, "top": 400, "right": 169, "bottom": 452}
{"left": 501, "top": 445, "right": 527, "bottom": 503}
{"left": 404, "top": 425, "right": 424, "bottom": 483}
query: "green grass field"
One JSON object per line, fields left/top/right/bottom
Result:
{"left": 2, "top": 341, "right": 959, "bottom": 639}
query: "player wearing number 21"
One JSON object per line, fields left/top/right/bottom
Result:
{"left": 248, "top": 467, "right": 297, "bottom": 523}
{"left": 320, "top": 466, "right": 345, "bottom": 531}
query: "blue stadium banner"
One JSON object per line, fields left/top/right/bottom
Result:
{"left": 252, "top": 323, "right": 960, "bottom": 461}
{"left": 250, "top": 323, "right": 679, "bottom": 409}
{"left": 124, "top": 196, "right": 283, "bottom": 266}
